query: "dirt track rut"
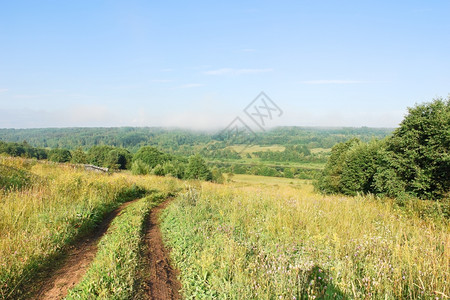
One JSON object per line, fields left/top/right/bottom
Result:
{"left": 34, "top": 200, "right": 138, "bottom": 300}
{"left": 135, "top": 198, "right": 181, "bottom": 300}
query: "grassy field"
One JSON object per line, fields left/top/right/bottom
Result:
{"left": 1, "top": 156, "right": 449, "bottom": 299}
{"left": 227, "top": 145, "right": 286, "bottom": 155}
{"left": 66, "top": 193, "right": 165, "bottom": 299}
{"left": 161, "top": 176, "right": 450, "bottom": 299}
{"left": 0, "top": 156, "right": 181, "bottom": 299}
{"left": 229, "top": 173, "right": 311, "bottom": 187}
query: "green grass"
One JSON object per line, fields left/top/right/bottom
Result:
{"left": 227, "top": 145, "right": 286, "bottom": 155}
{"left": 229, "top": 173, "right": 311, "bottom": 187}
{"left": 161, "top": 182, "right": 450, "bottom": 299}
{"left": 0, "top": 164, "right": 38, "bottom": 191}
{"left": 66, "top": 193, "right": 166, "bottom": 299}
{"left": 310, "top": 147, "right": 332, "bottom": 154}
{"left": 0, "top": 157, "right": 182, "bottom": 299}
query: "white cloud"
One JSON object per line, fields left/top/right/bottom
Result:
{"left": 301, "top": 80, "right": 367, "bottom": 84}
{"left": 161, "top": 68, "right": 173, "bottom": 72}
{"left": 204, "top": 68, "right": 273, "bottom": 75}
{"left": 241, "top": 48, "right": 256, "bottom": 52}
{"left": 0, "top": 88, "right": 8, "bottom": 93}
{"left": 177, "top": 83, "right": 204, "bottom": 88}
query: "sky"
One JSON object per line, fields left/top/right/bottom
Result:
{"left": 0, "top": 0, "right": 449, "bottom": 129}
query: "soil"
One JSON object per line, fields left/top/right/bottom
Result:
{"left": 33, "top": 199, "right": 139, "bottom": 300}
{"left": 134, "top": 198, "right": 181, "bottom": 300}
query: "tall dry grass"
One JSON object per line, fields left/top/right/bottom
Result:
{"left": 0, "top": 157, "right": 181, "bottom": 299}
{"left": 162, "top": 181, "right": 449, "bottom": 299}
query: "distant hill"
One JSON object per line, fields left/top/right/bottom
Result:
{"left": 0, "top": 127, "right": 393, "bottom": 153}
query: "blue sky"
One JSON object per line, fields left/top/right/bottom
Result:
{"left": 0, "top": 0, "right": 449, "bottom": 129}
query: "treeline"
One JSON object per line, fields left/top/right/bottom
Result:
{"left": 211, "top": 161, "right": 321, "bottom": 180}
{"left": 0, "top": 126, "right": 393, "bottom": 155}
{"left": 0, "top": 141, "right": 223, "bottom": 183}
{"left": 317, "top": 98, "right": 449, "bottom": 201}
{"left": 252, "top": 145, "right": 327, "bottom": 163}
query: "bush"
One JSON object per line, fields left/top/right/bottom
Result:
{"left": 105, "top": 148, "right": 132, "bottom": 170}
{"left": 186, "top": 154, "right": 212, "bottom": 181}
{"left": 71, "top": 147, "right": 88, "bottom": 164}
{"left": 133, "top": 146, "right": 170, "bottom": 169}
{"left": 48, "top": 149, "right": 72, "bottom": 163}
{"left": 131, "top": 159, "right": 151, "bottom": 175}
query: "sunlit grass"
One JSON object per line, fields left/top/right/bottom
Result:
{"left": 227, "top": 145, "right": 286, "bottom": 155}
{"left": 0, "top": 157, "right": 181, "bottom": 299}
{"left": 66, "top": 193, "right": 165, "bottom": 299}
{"left": 162, "top": 181, "right": 450, "bottom": 299}
{"left": 229, "top": 173, "right": 312, "bottom": 187}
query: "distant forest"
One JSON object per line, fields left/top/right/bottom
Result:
{"left": 0, "top": 126, "right": 393, "bottom": 154}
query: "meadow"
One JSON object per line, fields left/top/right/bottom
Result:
{"left": 1, "top": 154, "right": 448, "bottom": 299}
{"left": 0, "top": 155, "right": 181, "bottom": 299}
{"left": 161, "top": 179, "right": 449, "bottom": 299}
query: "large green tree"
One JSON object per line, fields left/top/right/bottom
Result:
{"left": 382, "top": 97, "right": 449, "bottom": 199}
{"left": 186, "top": 154, "right": 212, "bottom": 181}
{"left": 133, "top": 146, "right": 170, "bottom": 169}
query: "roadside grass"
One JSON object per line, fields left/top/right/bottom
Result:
{"left": 66, "top": 193, "right": 166, "bottom": 299}
{"left": 0, "top": 157, "right": 181, "bottom": 299}
{"left": 161, "top": 182, "right": 450, "bottom": 299}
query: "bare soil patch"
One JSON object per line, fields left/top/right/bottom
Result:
{"left": 134, "top": 198, "right": 181, "bottom": 300}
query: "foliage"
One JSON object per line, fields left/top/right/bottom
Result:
{"left": 48, "top": 148, "right": 72, "bottom": 163}
{"left": 133, "top": 146, "right": 170, "bottom": 169}
{"left": 316, "top": 138, "right": 360, "bottom": 194}
{"left": 105, "top": 148, "right": 132, "bottom": 170}
{"left": 131, "top": 159, "right": 151, "bottom": 175}
{"left": 211, "top": 166, "right": 224, "bottom": 184}
{"left": 0, "top": 141, "right": 47, "bottom": 159}
{"left": 186, "top": 154, "right": 212, "bottom": 181}
{"left": 317, "top": 97, "right": 450, "bottom": 200}
{"left": 382, "top": 97, "right": 449, "bottom": 199}
{"left": 70, "top": 147, "right": 88, "bottom": 164}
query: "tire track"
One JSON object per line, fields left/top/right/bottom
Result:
{"left": 135, "top": 198, "right": 181, "bottom": 300}
{"left": 34, "top": 199, "right": 139, "bottom": 300}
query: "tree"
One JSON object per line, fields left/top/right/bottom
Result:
{"left": 133, "top": 146, "right": 170, "bottom": 169}
{"left": 71, "top": 147, "right": 88, "bottom": 164}
{"left": 87, "top": 145, "right": 115, "bottom": 166}
{"left": 382, "top": 97, "right": 450, "bottom": 199}
{"left": 48, "top": 149, "right": 72, "bottom": 163}
{"left": 211, "top": 167, "right": 224, "bottom": 183}
{"left": 339, "top": 140, "right": 383, "bottom": 196}
{"left": 186, "top": 154, "right": 212, "bottom": 181}
{"left": 105, "top": 148, "right": 132, "bottom": 170}
{"left": 131, "top": 159, "right": 151, "bottom": 175}
{"left": 316, "top": 138, "right": 360, "bottom": 194}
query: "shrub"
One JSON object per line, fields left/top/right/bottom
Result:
{"left": 48, "top": 148, "right": 72, "bottom": 163}
{"left": 131, "top": 159, "right": 151, "bottom": 175}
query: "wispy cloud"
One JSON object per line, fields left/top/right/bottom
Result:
{"left": 301, "top": 80, "right": 367, "bottom": 85}
{"left": 241, "top": 48, "right": 256, "bottom": 52}
{"left": 204, "top": 68, "right": 273, "bottom": 75}
{"left": 0, "top": 88, "right": 8, "bottom": 93}
{"left": 177, "top": 83, "right": 204, "bottom": 88}
{"left": 161, "top": 68, "right": 173, "bottom": 72}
